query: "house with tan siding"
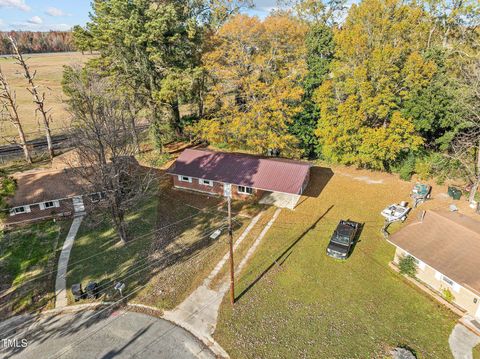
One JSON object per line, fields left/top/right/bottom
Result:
{"left": 388, "top": 210, "right": 480, "bottom": 318}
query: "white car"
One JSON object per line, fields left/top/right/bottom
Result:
{"left": 381, "top": 204, "right": 410, "bottom": 223}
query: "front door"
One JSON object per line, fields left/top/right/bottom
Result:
{"left": 73, "top": 196, "right": 85, "bottom": 213}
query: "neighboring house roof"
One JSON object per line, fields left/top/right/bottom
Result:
{"left": 8, "top": 168, "right": 86, "bottom": 207}
{"left": 167, "top": 149, "right": 311, "bottom": 195}
{"left": 388, "top": 210, "right": 480, "bottom": 294}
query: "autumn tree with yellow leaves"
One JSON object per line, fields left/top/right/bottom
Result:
{"left": 314, "top": 0, "right": 437, "bottom": 169}
{"left": 190, "top": 14, "right": 308, "bottom": 157}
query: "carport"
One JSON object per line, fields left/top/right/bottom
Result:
{"left": 259, "top": 191, "right": 301, "bottom": 210}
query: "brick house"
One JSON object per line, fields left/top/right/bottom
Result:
{"left": 167, "top": 149, "right": 311, "bottom": 209}
{"left": 4, "top": 168, "right": 99, "bottom": 227}
{"left": 388, "top": 210, "right": 480, "bottom": 318}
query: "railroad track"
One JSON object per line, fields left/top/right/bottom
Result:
{"left": 0, "top": 124, "right": 149, "bottom": 158}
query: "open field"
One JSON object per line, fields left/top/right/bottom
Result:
{"left": 0, "top": 220, "right": 71, "bottom": 319}
{"left": 0, "top": 52, "right": 95, "bottom": 141}
{"left": 215, "top": 166, "right": 462, "bottom": 358}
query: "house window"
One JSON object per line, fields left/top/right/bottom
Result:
{"left": 199, "top": 179, "right": 213, "bottom": 186}
{"left": 44, "top": 201, "right": 55, "bottom": 209}
{"left": 89, "top": 192, "right": 106, "bottom": 203}
{"left": 10, "top": 205, "right": 30, "bottom": 216}
{"left": 238, "top": 186, "right": 253, "bottom": 195}
{"left": 178, "top": 175, "right": 192, "bottom": 183}
{"left": 442, "top": 275, "right": 461, "bottom": 293}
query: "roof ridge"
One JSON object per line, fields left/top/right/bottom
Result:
{"left": 429, "top": 210, "right": 480, "bottom": 239}
{"left": 184, "top": 148, "right": 311, "bottom": 166}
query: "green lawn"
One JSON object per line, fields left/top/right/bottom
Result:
{"left": 0, "top": 220, "right": 70, "bottom": 319}
{"left": 474, "top": 344, "right": 480, "bottom": 359}
{"left": 67, "top": 177, "right": 255, "bottom": 311}
{"left": 215, "top": 166, "right": 457, "bottom": 358}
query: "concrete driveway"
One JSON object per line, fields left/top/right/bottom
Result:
{"left": 0, "top": 310, "right": 214, "bottom": 359}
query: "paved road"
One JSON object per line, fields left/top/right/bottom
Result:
{"left": 0, "top": 310, "right": 214, "bottom": 359}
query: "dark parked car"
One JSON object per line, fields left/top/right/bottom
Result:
{"left": 326, "top": 220, "right": 361, "bottom": 259}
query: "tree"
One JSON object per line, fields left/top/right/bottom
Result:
{"left": 399, "top": 255, "right": 417, "bottom": 278}
{"left": 75, "top": 0, "right": 247, "bottom": 151}
{"left": 291, "top": 22, "right": 335, "bottom": 158}
{"left": 401, "top": 48, "right": 463, "bottom": 150}
{"left": 0, "top": 171, "right": 16, "bottom": 220}
{"left": 72, "top": 26, "right": 94, "bottom": 54}
{"left": 191, "top": 14, "right": 308, "bottom": 157}
{"left": 0, "top": 66, "right": 32, "bottom": 164}
{"left": 314, "top": 0, "right": 432, "bottom": 169}
{"left": 10, "top": 36, "right": 55, "bottom": 159}
{"left": 63, "top": 68, "right": 154, "bottom": 244}
{"left": 449, "top": 57, "right": 480, "bottom": 205}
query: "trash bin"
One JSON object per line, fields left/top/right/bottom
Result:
{"left": 85, "top": 282, "right": 99, "bottom": 299}
{"left": 71, "top": 283, "right": 84, "bottom": 302}
{"left": 448, "top": 186, "right": 462, "bottom": 200}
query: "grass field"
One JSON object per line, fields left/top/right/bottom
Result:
{"left": 0, "top": 52, "right": 94, "bottom": 141}
{"left": 66, "top": 175, "right": 256, "bottom": 311}
{"left": 215, "top": 166, "right": 459, "bottom": 358}
{"left": 0, "top": 220, "right": 71, "bottom": 319}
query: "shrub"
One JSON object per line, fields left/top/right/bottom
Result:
{"left": 441, "top": 288, "right": 455, "bottom": 303}
{"left": 399, "top": 255, "right": 417, "bottom": 278}
{"left": 414, "top": 158, "right": 432, "bottom": 180}
{"left": 398, "top": 156, "right": 416, "bottom": 181}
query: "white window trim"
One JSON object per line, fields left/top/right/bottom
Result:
{"left": 89, "top": 192, "right": 106, "bottom": 203}
{"left": 10, "top": 205, "right": 31, "bottom": 216}
{"left": 178, "top": 175, "right": 192, "bottom": 183}
{"left": 442, "top": 275, "right": 461, "bottom": 293}
{"left": 40, "top": 200, "right": 60, "bottom": 210}
{"left": 199, "top": 179, "right": 213, "bottom": 187}
{"left": 238, "top": 186, "right": 253, "bottom": 195}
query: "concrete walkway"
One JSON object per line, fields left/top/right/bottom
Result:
{"left": 449, "top": 323, "right": 480, "bottom": 359}
{"left": 164, "top": 208, "right": 282, "bottom": 358}
{"left": 55, "top": 215, "right": 84, "bottom": 308}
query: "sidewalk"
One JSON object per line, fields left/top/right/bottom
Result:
{"left": 54, "top": 215, "right": 84, "bottom": 308}
{"left": 164, "top": 208, "right": 281, "bottom": 358}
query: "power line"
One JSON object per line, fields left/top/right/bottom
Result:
{"left": 44, "top": 229, "right": 239, "bottom": 359}
{"left": 0, "top": 199, "right": 226, "bottom": 297}
{"left": 0, "top": 218, "right": 242, "bottom": 340}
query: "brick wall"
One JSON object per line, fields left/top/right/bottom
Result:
{"left": 5, "top": 198, "right": 74, "bottom": 227}
{"left": 172, "top": 175, "right": 264, "bottom": 201}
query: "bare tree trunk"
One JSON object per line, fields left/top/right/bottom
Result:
{"left": 111, "top": 198, "right": 128, "bottom": 244}
{"left": 9, "top": 37, "right": 54, "bottom": 159}
{"left": 469, "top": 140, "right": 480, "bottom": 205}
{"left": 0, "top": 67, "right": 32, "bottom": 164}
{"left": 127, "top": 104, "right": 140, "bottom": 153}
{"left": 170, "top": 101, "right": 181, "bottom": 137}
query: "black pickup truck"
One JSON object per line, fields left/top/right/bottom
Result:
{"left": 326, "top": 220, "right": 361, "bottom": 260}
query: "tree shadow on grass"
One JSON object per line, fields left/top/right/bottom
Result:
{"left": 235, "top": 205, "right": 334, "bottom": 303}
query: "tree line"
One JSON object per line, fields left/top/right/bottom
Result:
{"left": 67, "top": 0, "right": 480, "bottom": 205}
{"left": 0, "top": 31, "right": 75, "bottom": 55}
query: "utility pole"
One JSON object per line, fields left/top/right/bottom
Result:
{"left": 225, "top": 184, "right": 235, "bottom": 306}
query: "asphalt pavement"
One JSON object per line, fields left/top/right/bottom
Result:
{"left": 0, "top": 310, "right": 215, "bottom": 359}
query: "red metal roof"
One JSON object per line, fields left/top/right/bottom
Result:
{"left": 167, "top": 149, "right": 311, "bottom": 195}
